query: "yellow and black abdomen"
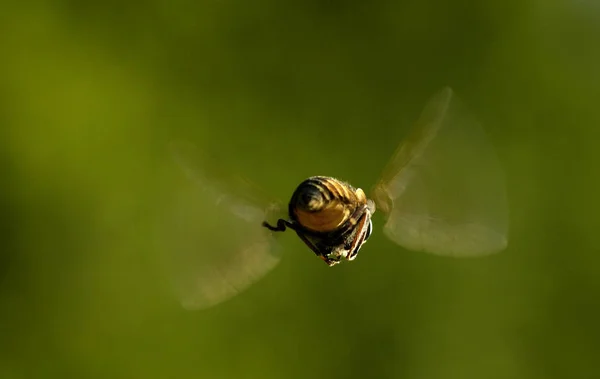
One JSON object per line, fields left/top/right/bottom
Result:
{"left": 289, "top": 176, "right": 367, "bottom": 233}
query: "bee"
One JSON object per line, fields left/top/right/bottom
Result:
{"left": 262, "top": 176, "right": 375, "bottom": 266}
{"left": 161, "top": 87, "right": 509, "bottom": 310}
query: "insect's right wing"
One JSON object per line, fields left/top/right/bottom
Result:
{"left": 159, "top": 141, "right": 284, "bottom": 310}
{"left": 371, "top": 87, "right": 509, "bottom": 257}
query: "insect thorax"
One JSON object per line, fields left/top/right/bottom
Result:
{"left": 294, "top": 206, "right": 373, "bottom": 266}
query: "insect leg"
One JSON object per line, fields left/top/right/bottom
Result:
{"left": 262, "top": 219, "right": 296, "bottom": 232}
{"left": 347, "top": 215, "right": 368, "bottom": 260}
{"left": 293, "top": 232, "right": 338, "bottom": 266}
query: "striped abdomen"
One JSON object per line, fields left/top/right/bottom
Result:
{"left": 289, "top": 176, "right": 367, "bottom": 233}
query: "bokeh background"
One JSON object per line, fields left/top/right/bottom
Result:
{"left": 2, "top": 0, "right": 600, "bottom": 378}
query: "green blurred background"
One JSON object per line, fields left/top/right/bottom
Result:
{"left": 2, "top": 0, "right": 600, "bottom": 378}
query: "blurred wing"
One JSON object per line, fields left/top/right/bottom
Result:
{"left": 371, "top": 87, "right": 508, "bottom": 257}
{"left": 160, "top": 140, "right": 284, "bottom": 310}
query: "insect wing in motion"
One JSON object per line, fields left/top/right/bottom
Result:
{"left": 371, "top": 87, "right": 509, "bottom": 256}
{"left": 161, "top": 141, "right": 284, "bottom": 310}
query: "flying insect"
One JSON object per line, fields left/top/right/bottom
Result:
{"left": 262, "top": 176, "right": 375, "bottom": 266}
{"left": 161, "top": 87, "right": 509, "bottom": 310}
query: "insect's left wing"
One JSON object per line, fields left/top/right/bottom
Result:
{"left": 158, "top": 141, "right": 284, "bottom": 310}
{"left": 371, "top": 87, "right": 509, "bottom": 257}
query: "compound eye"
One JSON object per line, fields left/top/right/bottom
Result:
{"left": 364, "top": 220, "right": 373, "bottom": 241}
